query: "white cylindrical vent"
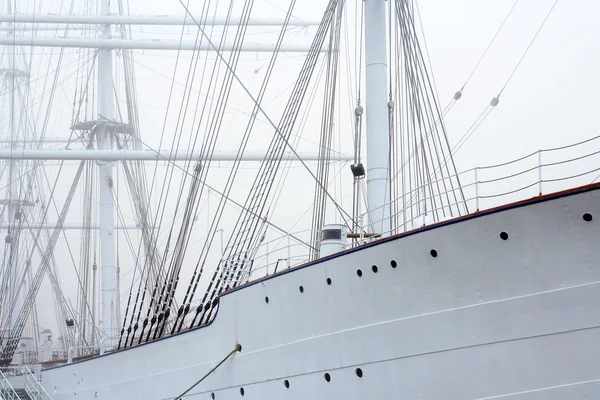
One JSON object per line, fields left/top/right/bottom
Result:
{"left": 320, "top": 224, "right": 348, "bottom": 257}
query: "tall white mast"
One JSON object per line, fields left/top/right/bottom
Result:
{"left": 5, "top": 0, "right": 22, "bottom": 330}
{"left": 364, "top": 0, "right": 391, "bottom": 234}
{"left": 98, "top": 0, "right": 118, "bottom": 344}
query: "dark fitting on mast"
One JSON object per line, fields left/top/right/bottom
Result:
{"left": 350, "top": 163, "right": 365, "bottom": 178}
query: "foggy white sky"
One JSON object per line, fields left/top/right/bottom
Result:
{"left": 1, "top": 0, "right": 599, "bottom": 339}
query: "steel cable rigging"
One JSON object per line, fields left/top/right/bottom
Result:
{"left": 310, "top": 1, "right": 344, "bottom": 260}
{"left": 118, "top": 0, "right": 228, "bottom": 347}
{"left": 119, "top": 0, "right": 256, "bottom": 346}
{"left": 388, "top": 0, "right": 467, "bottom": 231}
{"left": 171, "top": 0, "right": 301, "bottom": 333}
{"left": 151, "top": 0, "right": 256, "bottom": 342}
{"left": 192, "top": 0, "right": 345, "bottom": 328}
{"left": 119, "top": 0, "right": 220, "bottom": 347}
{"left": 0, "top": 158, "right": 86, "bottom": 367}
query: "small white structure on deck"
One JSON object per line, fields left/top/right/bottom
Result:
{"left": 319, "top": 224, "right": 348, "bottom": 257}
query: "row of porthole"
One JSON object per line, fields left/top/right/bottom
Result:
{"left": 354, "top": 228, "right": 511, "bottom": 278}
{"left": 212, "top": 368, "right": 365, "bottom": 398}
{"left": 261, "top": 213, "right": 595, "bottom": 304}
{"left": 254, "top": 214, "right": 597, "bottom": 395}
{"left": 357, "top": 259, "right": 397, "bottom": 277}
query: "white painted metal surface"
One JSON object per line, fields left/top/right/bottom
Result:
{"left": 319, "top": 224, "right": 348, "bottom": 257}
{"left": 0, "top": 37, "right": 318, "bottom": 52}
{"left": 97, "top": 0, "right": 118, "bottom": 347}
{"left": 2, "top": 0, "right": 23, "bottom": 333}
{"left": 0, "top": 150, "right": 353, "bottom": 161}
{"left": 0, "top": 224, "right": 146, "bottom": 230}
{"left": 364, "top": 0, "right": 391, "bottom": 235}
{"left": 34, "top": 186, "right": 600, "bottom": 399}
{"left": 0, "top": 14, "right": 320, "bottom": 26}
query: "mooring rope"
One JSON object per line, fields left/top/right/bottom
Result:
{"left": 174, "top": 343, "right": 242, "bottom": 400}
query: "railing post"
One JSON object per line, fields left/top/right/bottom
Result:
{"left": 359, "top": 214, "right": 364, "bottom": 244}
{"left": 421, "top": 185, "right": 426, "bottom": 227}
{"left": 286, "top": 234, "right": 291, "bottom": 269}
{"left": 475, "top": 168, "right": 480, "bottom": 211}
{"left": 538, "top": 150, "right": 543, "bottom": 195}
{"left": 265, "top": 242, "right": 269, "bottom": 275}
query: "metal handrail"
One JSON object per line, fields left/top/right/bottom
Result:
{"left": 1, "top": 366, "right": 52, "bottom": 400}
{"left": 215, "top": 134, "right": 600, "bottom": 280}
{"left": 67, "top": 345, "right": 99, "bottom": 363}
{"left": 362, "top": 137, "right": 600, "bottom": 239}
{"left": 0, "top": 369, "right": 20, "bottom": 400}
{"left": 22, "top": 366, "right": 52, "bottom": 400}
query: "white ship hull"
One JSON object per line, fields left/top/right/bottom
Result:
{"left": 27, "top": 184, "right": 600, "bottom": 399}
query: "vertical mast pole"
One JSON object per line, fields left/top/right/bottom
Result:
{"left": 98, "top": 0, "right": 118, "bottom": 344}
{"left": 364, "top": 0, "right": 391, "bottom": 235}
{"left": 6, "top": 0, "right": 22, "bottom": 330}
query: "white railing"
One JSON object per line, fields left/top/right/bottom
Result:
{"left": 0, "top": 369, "right": 20, "bottom": 400}
{"left": 216, "top": 134, "right": 600, "bottom": 283}
{"left": 222, "top": 228, "right": 318, "bottom": 282}
{"left": 22, "top": 366, "right": 52, "bottom": 400}
{"left": 364, "top": 134, "right": 600, "bottom": 239}
{"left": 1, "top": 366, "right": 53, "bottom": 400}
{"left": 67, "top": 345, "right": 99, "bottom": 363}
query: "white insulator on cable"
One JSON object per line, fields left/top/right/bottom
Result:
{"left": 387, "top": 100, "right": 395, "bottom": 108}
{"left": 454, "top": 91, "right": 462, "bottom": 100}
{"left": 490, "top": 97, "right": 500, "bottom": 107}
{"left": 355, "top": 105, "right": 364, "bottom": 117}
{"left": 5, "top": 234, "right": 12, "bottom": 243}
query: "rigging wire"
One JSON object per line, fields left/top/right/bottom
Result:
{"left": 390, "top": 0, "right": 468, "bottom": 230}
{"left": 125, "top": 0, "right": 223, "bottom": 347}
{"left": 179, "top": 0, "right": 301, "bottom": 331}
{"left": 188, "top": 0, "right": 345, "bottom": 329}
{"left": 460, "top": 0, "right": 521, "bottom": 93}
{"left": 178, "top": 0, "right": 353, "bottom": 225}
{"left": 498, "top": 0, "right": 560, "bottom": 96}
{"left": 155, "top": 0, "right": 256, "bottom": 340}
{"left": 310, "top": 0, "right": 343, "bottom": 259}
{"left": 0, "top": 160, "right": 86, "bottom": 367}
{"left": 399, "top": 0, "right": 521, "bottom": 150}
{"left": 449, "top": 0, "right": 561, "bottom": 159}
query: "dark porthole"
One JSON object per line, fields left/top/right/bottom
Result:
{"left": 326, "top": 278, "right": 332, "bottom": 285}
{"left": 371, "top": 265, "right": 378, "bottom": 273}
{"left": 500, "top": 231, "right": 509, "bottom": 241}
{"left": 284, "top": 380, "right": 290, "bottom": 389}
{"left": 583, "top": 213, "right": 593, "bottom": 222}
{"left": 430, "top": 249, "right": 438, "bottom": 258}
{"left": 356, "top": 269, "right": 363, "bottom": 277}
{"left": 390, "top": 260, "right": 397, "bottom": 268}
{"left": 240, "top": 387, "right": 245, "bottom": 396}
{"left": 299, "top": 285, "right": 304, "bottom": 293}
{"left": 355, "top": 368, "right": 363, "bottom": 378}
{"left": 264, "top": 296, "right": 269, "bottom": 304}
{"left": 324, "top": 372, "right": 331, "bottom": 382}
